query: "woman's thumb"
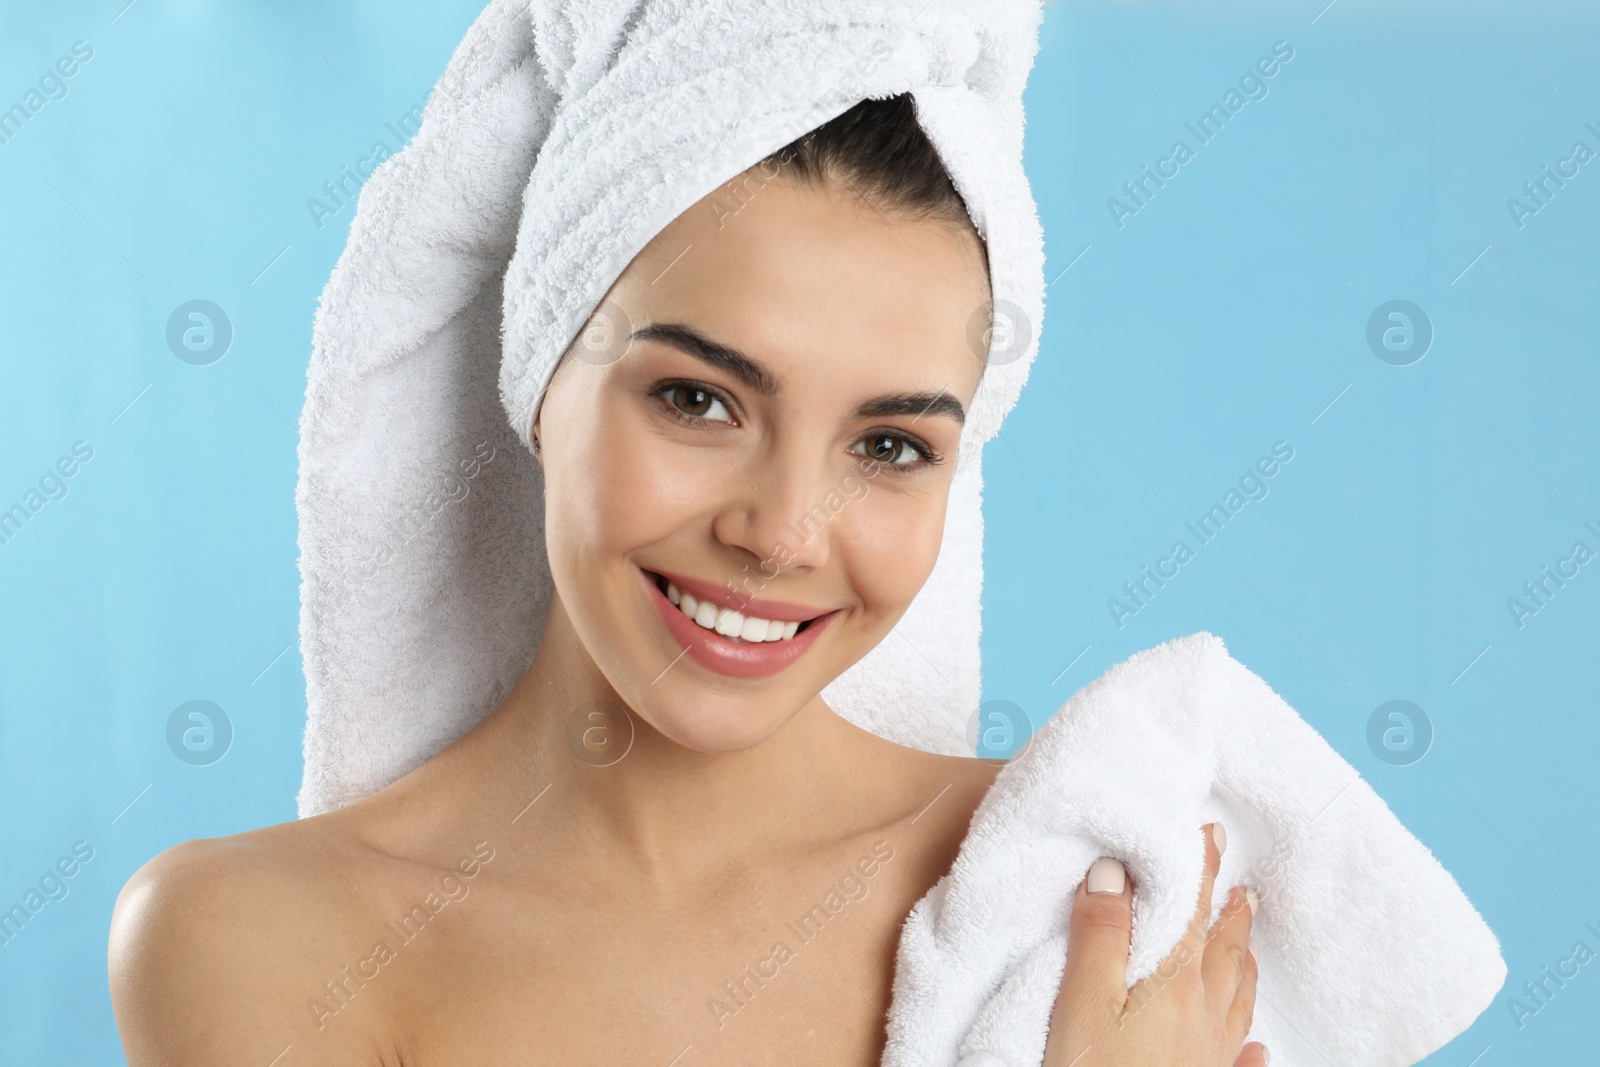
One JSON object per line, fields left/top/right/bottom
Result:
{"left": 1057, "top": 856, "right": 1135, "bottom": 1031}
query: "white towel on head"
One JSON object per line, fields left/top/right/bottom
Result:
{"left": 295, "top": 0, "right": 1046, "bottom": 819}
{"left": 883, "top": 632, "right": 1507, "bottom": 1067}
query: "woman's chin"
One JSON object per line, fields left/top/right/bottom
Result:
{"left": 640, "top": 699, "right": 800, "bottom": 755}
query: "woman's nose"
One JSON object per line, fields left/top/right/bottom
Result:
{"left": 711, "top": 450, "right": 840, "bottom": 573}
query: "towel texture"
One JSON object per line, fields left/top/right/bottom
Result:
{"left": 885, "top": 632, "right": 1506, "bottom": 1067}
{"left": 295, "top": 0, "right": 1046, "bottom": 818}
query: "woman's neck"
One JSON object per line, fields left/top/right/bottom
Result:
{"left": 452, "top": 604, "right": 889, "bottom": 896}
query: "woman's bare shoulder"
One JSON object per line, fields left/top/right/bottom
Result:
{"left": 109, "top": 819, "right": 395, "bottom": 1065}
{"left": 911, "top": 750, "right": 1007, "bottom": 806}
{"left": 863, "top": 747, "right": 1005, "bottom": 850}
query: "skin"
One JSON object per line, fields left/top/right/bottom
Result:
{"left": 108, "top": 169, "right": 1263, "bottom": 1066}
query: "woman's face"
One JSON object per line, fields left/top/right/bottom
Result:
{"left": 534, "top": 170, "right": 990, "bottom": 753}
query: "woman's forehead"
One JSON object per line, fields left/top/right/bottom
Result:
{"left": 612, "top": 177, "right": 989, "bottom": 396}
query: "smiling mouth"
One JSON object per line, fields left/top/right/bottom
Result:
{"left": 646, "top": 570, "right": 821, "bottom": 643}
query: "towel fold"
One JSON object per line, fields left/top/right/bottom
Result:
{"left": 884, "top": 631, "right": 1506, "bottom": 1067}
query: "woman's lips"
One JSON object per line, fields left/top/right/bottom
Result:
{"left": 640, "top": 567, "right": 839, "bottom": 680}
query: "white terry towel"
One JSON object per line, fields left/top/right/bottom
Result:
{"left": 290, "top": 1, "right": 1506, "bottom": 1063}
{"left": 883, "top": 632, "right": 1506, "bottom": 1067}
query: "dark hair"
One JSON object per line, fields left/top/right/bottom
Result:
{"left": 758, "top": 93, "right": 984, "bottom": 245}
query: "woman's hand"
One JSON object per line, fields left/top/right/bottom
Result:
{"left": 1042, "top": 823, "right": 1267, "bottom": 1066}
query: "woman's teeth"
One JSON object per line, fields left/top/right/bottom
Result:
{"left": 663, "top": 579, "right": 803, "bottom": 643}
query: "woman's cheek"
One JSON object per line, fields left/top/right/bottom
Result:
{"left": 842, "top": 489, "right": 948, "bottom": 614}
{"left": 584, "top": 423, "right": 705, "bottom": 550}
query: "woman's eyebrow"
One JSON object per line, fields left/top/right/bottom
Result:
{"left": 631, "top": 322, "right": 780, "bottom": 395}
{"left": 854, "top": 391, "right": 966, "bottom": 426}
{"left": 630, "top": 321, "right": 966, "bottom": 425}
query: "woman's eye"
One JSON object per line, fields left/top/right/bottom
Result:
{"left": 852, "top": 433, "right": 930, "bottom": 469}
{"left": 661, "top": 384, "right": 733, "bottom": 424}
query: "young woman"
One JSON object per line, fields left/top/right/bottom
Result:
{"left": 109, "top": 95, "right": 1265, "bottom": 1067}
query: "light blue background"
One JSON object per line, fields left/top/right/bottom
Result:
{"left": 1, "top": 0, "right": 1595, "bottom": 1062}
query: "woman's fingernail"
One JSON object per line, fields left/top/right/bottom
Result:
{"left": 1212, "top": 821, "right": 1227, "bottom": 856}
{"left": 1245, "top": 887, "right": 1259, "bottom": 917}
{"left": 1248, "top": 935, "right": 1260, "bottom": 964}
{"left": 1086, "top": 856, "right": 1127, "bottom": 895}
{"left": 1261, "top": 1045, "right": 1271, "bottom": 1066}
